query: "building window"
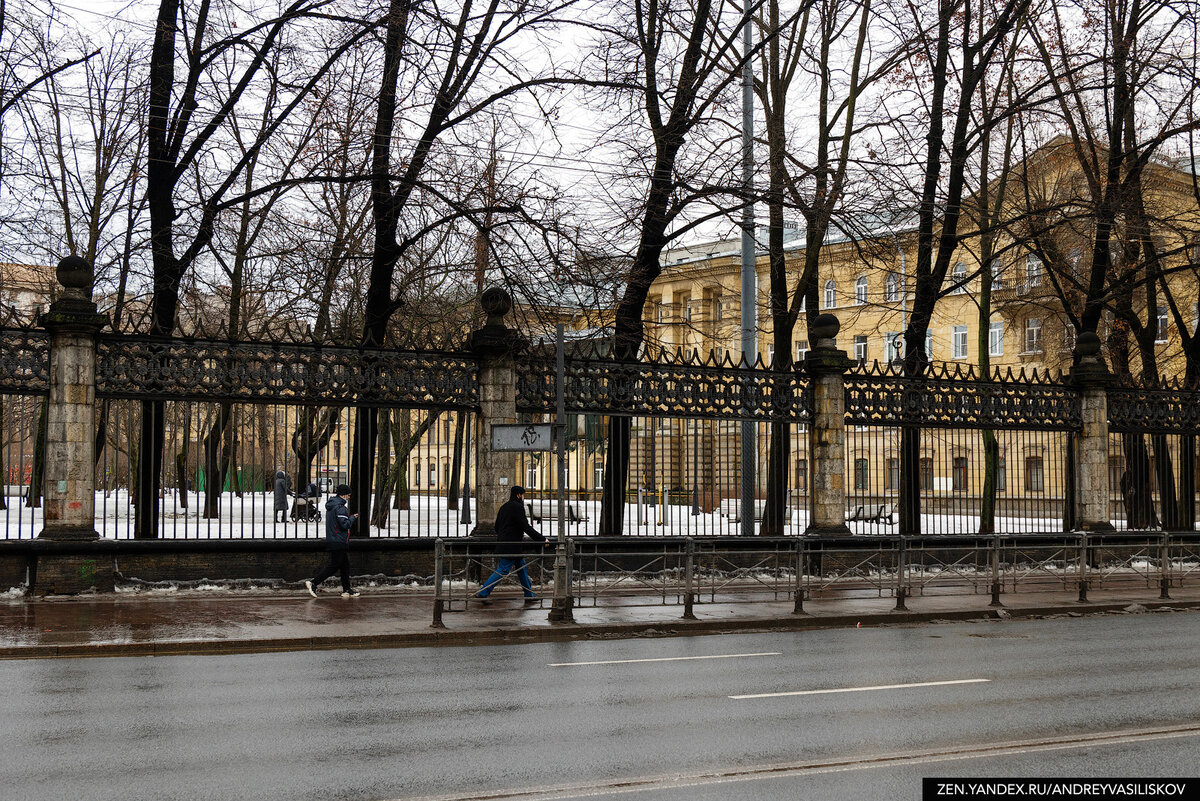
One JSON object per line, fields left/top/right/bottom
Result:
{"left": 854, "top": 458, "right": 869, "bottom": 491}
{"left": 824, "top": 280, "right": 837, "bottom": 309}
{"left": 796, "top": 340, "right": 809, "bottom": 362}
{"left": 526, "top": 462, "right": 538, "bottom": 488}
{"left": 684, "top": 299, "right": 694, "bottom": 322}
{"left": 886, "top": 332, "right": 902, "bottom": 363}
{"left": 332, "top": 440, "right": 340, "bottom": 461}
{"left": 414, "top": 459, "right": 421, "bottom": 487}
{"left": 429, "top": 464, "right": 437, "bottom": 486}
{"left": 952, "top": 325, "right": 968, "bottom": 359}
{"left": 854, "top": 276, "right": 868, "bottom": 305}
{"left": 767, "top": 343, "right": 775, "bottom": 367}
{"left": 854, "top": 335, "right": 868, "bottom": 363}
{"left": 919, "top": 458, "right": 934, "bottom": 491}
{"left": 714, "top": 298, "right": 724, "bottom": 322}
{"left": 655, "top": 304, "right": 664, "bottom": 324}
{"left": 989, "top": 321, "right": 1004, "bottom": 356}
{"left": 952, "top": 457, "right": 968, "bottom": 491}
{"left": 997, "top": 456, "right": 1007, "bottom": 492}
{"left": 950, "top": 262, "right": 967, "bottom": 294}
{"left": 796, "top": 459, "right": 808, "bottom": 492}
{"left": 886, "top": 458, "right": 899, "bottom": 491}
{"left": 885, "top": 272, "right": 900, "bottom": 302}
{"left": 1157, "top": 309, "right": 1169, "bottom": 343}
{"left": 1025, "top": 254, "right": 1043, "bottom": 287}
{"left": 1024, "top": 318, "right": 1043, "bottom": 353}
{"left": 1025, "top": 456, "right": 1044, "bottom": 492}
{"left": 990, "top": 258, "right": 1004, "bottom": 290}
{"left": 925, "top": 330, "right": 933, "bottom": 361}
{"left": 594, "top": 465, "right": 604, "bottom": 490}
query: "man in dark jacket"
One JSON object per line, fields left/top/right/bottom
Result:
{"left": 273, "top": 471, "right": 291, "bottom": 523}
{"left": 305, "top": 484, "right": 360, "bottom": 598}
{"left": 473, "top": 485, "right": 550, "bottom": 604}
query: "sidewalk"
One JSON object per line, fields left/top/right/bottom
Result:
{"left": 2, "top": 583, "right": 1198, "bottom": 659}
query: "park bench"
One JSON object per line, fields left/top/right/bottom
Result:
{"left": 526, "top": 500, "right": 589, "bottom": 524}
{"left": 718, "top": 499, "right": 792, "bottom": 522}
{"left": 848, "top": 503, "right": 894, "bottom": 525}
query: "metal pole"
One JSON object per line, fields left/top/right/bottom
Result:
{"left": 893, "top": 535, "right": 908, "bottom": 611}
{"left": 1160, "top": 531, "right": 1171, "bottom": 600}
{"left": 793, "top": 538, "right": 806, "bottom": 614}
{"left": 683, "top": 538, "right": 696, "bottom": 619}
{"left": 740, "top": 0, "right": 756, "bottom": 537}
{"left": 432, "top": 540, "right": 445, "bottom": 628}
{"left": 550, "top": 324, "right": 574, "bottom": 623}
{"left": 1077, "top": 532, "right": 1089, "bottom": 603}
{"left": 989, "top": 533, "right": 1004, "bottom": 607}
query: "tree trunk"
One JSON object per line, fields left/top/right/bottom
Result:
{"left": 175, "top": 402, "right": 191, "bottom": 509}
{"left": 25, "top": 397, "right": 47, "bottom": 509}
{"left": 290, "top": 406, "right": 341, "bottom": 490}
{"left": 369, "top": 411, "right": 393, "bottom": 529}
{"left": 447, "top": 410, "right": 465, "bottom": 511}
{"left": 202, "top": 403, "right": 233, "bottom": 519}
{"left": 1151, "top": 434, "right": 1179, "bottom": 530}
{"left": 1121, "top": 433, "right": 1157, "bottom": 529}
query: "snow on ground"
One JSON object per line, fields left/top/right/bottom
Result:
{"left": 0, "top": 488, "right": 1166, "bottom": 540}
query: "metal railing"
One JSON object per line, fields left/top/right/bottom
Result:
{"left": 431, "top": 533, "right": 1200, "bottom": 625}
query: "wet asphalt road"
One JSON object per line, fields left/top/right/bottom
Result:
{"left": 1, "top": 611, "right": 1198, "bottom": 801}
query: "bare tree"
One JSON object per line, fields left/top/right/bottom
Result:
{"left": 135, "top": 0, "right": 364, "bottom": 537}
{"left": 350, "top": 0, "right": 581, "bottom": 529}
{"left": 593, "top": 0, "right": 760, "bottom": 535}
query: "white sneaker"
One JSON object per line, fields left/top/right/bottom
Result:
{"left": 341, "top": 589, "right": 361, "bottom": 598}
{"left": 305, "top": 580, "right": 318, "bottom": 598}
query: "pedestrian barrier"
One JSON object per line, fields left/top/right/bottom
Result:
{"left": 431, "top": 532, "right": 1200, "bottom": 626}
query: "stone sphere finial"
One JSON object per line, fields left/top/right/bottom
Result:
{"left": 1076, "top": 330, "right": 1101, "bottom": 359}
{"left": 480, "top": 286, "right": 512, "bottom": 327}
{"left": 811, "top": 313, "right": 840, "bottom": 345}
{"left": 56, "top": 256, "right": 92, "bottom": 297}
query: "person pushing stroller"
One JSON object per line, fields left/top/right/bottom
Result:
{"left": 290, "top": 481, "right": 322, "bottom": 522}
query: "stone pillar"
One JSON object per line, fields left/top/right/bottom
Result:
{"left": 35, "top": 257, "right": 113, "bottom": 594}
{"left": 804, "top": 314, "right": 852, "bottom": 537}
{"left": 467, "top": 288, "right": 527, "bottom": 537}
{"left": 1069, "top": 332, "right": 1114, "bottom": 532}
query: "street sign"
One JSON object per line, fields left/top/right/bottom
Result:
{"left": 490, "top": 423, "right": 556, "bottom": 451}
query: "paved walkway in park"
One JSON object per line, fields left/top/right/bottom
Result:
{"left": 2, "top": 582, "right": 1198, "bottom": 659}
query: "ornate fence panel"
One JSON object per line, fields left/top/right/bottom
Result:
{"left": 0, "top": 328, "right": 51, "bottom": 538}
{"left": 1106, "top": 385, "right": 1200, "bottom": 532}
{"left": 95, "top": 335, "right": 478, "bottom": 409}
{"left": 85, "top": 334, "right": 480, "bottom": 540}
{"left": 515, "top": 348, "right": 812, "bottom": 536}
{"left": 843, "top": 363, "right": 1081, "bottom": 536}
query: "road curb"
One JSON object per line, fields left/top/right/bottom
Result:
{"left": 2, "top": 598, "right": 1196, "bottom": 659}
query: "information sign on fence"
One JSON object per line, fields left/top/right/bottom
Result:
{"left": 490, "top": 423, "right": 556, "bottom": 451}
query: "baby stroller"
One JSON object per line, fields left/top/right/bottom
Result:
{"left": 290, "top": 483, "right": 322, "bottom": 523}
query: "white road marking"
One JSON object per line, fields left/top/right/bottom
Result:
{"left": 388, "top": 724, "right": 1200, "bottom": 801}
{"left": 548, "top": 651, "right": 781, "bottom": 667}
{"left": 729, "top": 677, "right": 990, "bottom": 699}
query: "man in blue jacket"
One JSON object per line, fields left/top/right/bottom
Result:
{"left": 305, "top": 484, "right": 360, "bottom": 598}
{"left": 474, "top": 485, "right": 551, "bottom": 605}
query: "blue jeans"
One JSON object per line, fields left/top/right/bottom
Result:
{"left": 477, "top": 557, "right": 535, "bottom": 597}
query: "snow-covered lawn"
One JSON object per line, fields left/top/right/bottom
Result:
{"left": 0, "top": 488, "right": 1186, "bottom": 539}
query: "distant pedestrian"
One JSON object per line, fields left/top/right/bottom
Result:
{"left": 273, "top": 470, "right": 291, "bottom": 523}
{"left": 305, "top": 484, "right": 360, "bottom": 598}
{"left": 473, "top": 485, "right": 550, "bottom": 605}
